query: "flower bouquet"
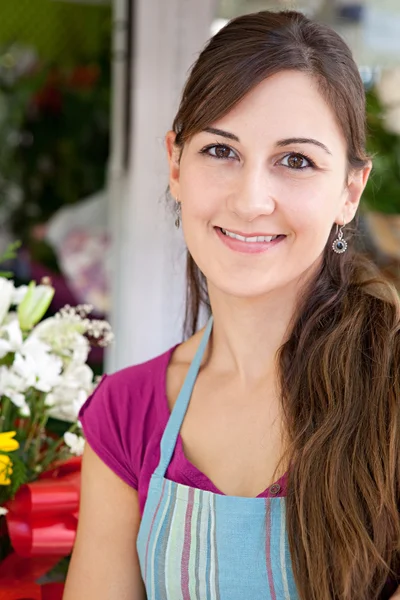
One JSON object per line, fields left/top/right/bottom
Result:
{"left": 0, "top": 245, "right": 113, "bottom": 592}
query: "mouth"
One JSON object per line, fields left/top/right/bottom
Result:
{"left": 214, "top": 226, "right": 286, "bottom": 255}
{"left": 217, "top": 227, "right": 285, "bottom": 243}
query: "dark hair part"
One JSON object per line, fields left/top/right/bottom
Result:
{"left": 171, "top": 10, "right": 400, "bottom": 599}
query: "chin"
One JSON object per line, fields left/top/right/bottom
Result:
{"left": 209, "top": 275, "right": 288, "bottom": 300}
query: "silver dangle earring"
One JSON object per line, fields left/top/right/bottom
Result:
{"left": 174, "top": 199, "right": 181, "bottom": 229}
{"left": 332, "top": 223, "right": 348, "bottom": 254}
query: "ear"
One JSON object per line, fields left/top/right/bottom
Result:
{"left": 337, "top": 162, "right": 372, "bottom": 225}
{"left": 165, "top": 131, "right": 181, "bottom": 200}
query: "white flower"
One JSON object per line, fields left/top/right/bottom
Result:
{"left": 0, "top": 506, "right": 8, "bottom": 516}
{"left": 45, "top": 387, "right": 89, "bottom": 421}
{"left": 64, "top": 432, "right": 85, "bottom": 456}
{"left": 19, "top": 403, "right": 31, "bottom": 417}
{"left": 12, "top": 285, "right": 28, "bottom": 306}
{"left": 0, "top": 278, "right": 15, "bottom": 326}
{"left": 0, "top": 365, "right": 29, "bottom": 412}
{"left": 14, "top": 336, "right": 63, "bottom": 392}
{"left": 33, "top": 316, "right": 86, "bottom": 349}
{"left": 0, "top": 316, "right": 23, "bottom": 359}
{"left": 46, "top": 363, "right": 94, "bottom": 422}
{"left": 72, "top": 333, "right": 90, "bottom": 364}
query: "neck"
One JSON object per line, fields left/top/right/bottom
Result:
{"left": 206, "top": 277, "right": 309, "bottom": 386}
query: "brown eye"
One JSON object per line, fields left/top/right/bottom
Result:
{"left": 215, "top": 145, "right": 232, "bottom": 159}
{"left": 201, "top": 144, "right": 237, "bottom": 160}
{"left": 281, "top": 153, "right": 312, "bottom": 169}
{"left": 288, "top": 154, "right": 306, "bottom": 168}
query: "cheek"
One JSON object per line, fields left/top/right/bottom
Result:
{"left": 180, "top": 167, "right": 224, "bottom": 219}
{"left": 282, "top": 184, "right": 344, "bottom": 245}
{"left": 286, "top": 176, "right": 344, "bottom": 215}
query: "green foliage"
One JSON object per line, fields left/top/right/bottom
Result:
{"left": 363, "top": 89, "right": 400, "bottom": 214}
{"left": 0, "top": 239, "right": 21, "bottom": 277}
{"left": 0, "top": 35, "right": 111, "bottom": 268}
{"left": 7, "top": 454, "right": 27, "bottom": 498}
{"left": 38, "top": 556, "right": 71, "bottom": 584}
{"left": 0, "top": 0, "right": 111, "bottom": 64}
{"left": 0, "top": 454, "right": 27, "bottom": 504}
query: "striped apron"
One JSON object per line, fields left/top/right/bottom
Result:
{"left": 137, "top": 316, "right": 299, "bottom": 599}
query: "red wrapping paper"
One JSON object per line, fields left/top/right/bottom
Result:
{"left": 0, "top": 457, "right": 81, "bottom": 599}
{"left": 5, "top": 457, "right": 81, "bottom": 558}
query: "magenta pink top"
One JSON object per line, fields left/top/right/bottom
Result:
{"left": 79, "top": 346, "right": 288, "bottom": 515}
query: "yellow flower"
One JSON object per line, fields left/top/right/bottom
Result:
{"left": 0, "top": 454, "right": 13, "bottom": 485}
{"left": 0, "top": 431, "right": 19, "bottom": 486}
{"left": 0, "top": 432, "right": 19, "bottom": 452}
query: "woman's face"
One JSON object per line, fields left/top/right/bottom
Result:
{"left": 167, "top": 71, "right": 370, "bottom": 299}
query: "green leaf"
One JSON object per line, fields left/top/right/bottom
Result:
{"left": 7, "top": 454, "right": 28, "bottom": 498}
{"left": 0, "top": 240, "right": 21, "bottom": 264}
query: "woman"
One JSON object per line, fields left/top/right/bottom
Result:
{"left": 64, "top": 10, "right": 400, "bottom": 600}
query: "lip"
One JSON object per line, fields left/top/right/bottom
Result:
{"left": 215, "top": 226, "right": 286, "bottom": 254}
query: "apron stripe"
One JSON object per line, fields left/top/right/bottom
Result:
{"left": 157, "top": 481, "right": 176, "bottom": 598}
{"left": 181, "top": 486, "right": 195, "bottom": 599}
{"left": 266, "top": 498, "right": 277, "bottom": 600}
{"left": 210, "top": 493, "right": 221, "bottom": 600}
{"left": 188, "top": 488, "right": 200, "bottom": 598}
{"left": 198, "top": 490, "right": 209, "bottom": 599}
{"left": 144, "top": 478, "right": 166, "bottom": 585}
{"left": 205, "top": 498, "right": 212, "bottom": 599}
{"left": 194, "top": 490, "right": 203, "bottom": 599}
{"left": 280, "top": 502, "right": 291, "bottom": 599}
{"left": 151, "top": 480, "right": 172, "bottom": 599}
{"left": 166, "top": 485, "right": 187, "bottom": 599}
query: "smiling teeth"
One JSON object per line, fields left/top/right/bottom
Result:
{"left": 220, "top": 228, "right": 279, "bottom": 243}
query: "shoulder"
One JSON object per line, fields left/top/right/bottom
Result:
{"left": 78, "top": 346, "right": 177, "bottom": 489}
{"left": 107, "top": 346, "right": 174, "bottom": 398}
{"left": 80, "top": 346, "right": 176, "bottom": 425}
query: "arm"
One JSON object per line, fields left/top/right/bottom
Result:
{"left": 63, "top": 444, "right": 146, "bottom": 600}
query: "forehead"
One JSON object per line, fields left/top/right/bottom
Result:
{"left": 209, "top": 70, "right": 346, "bottom": 152}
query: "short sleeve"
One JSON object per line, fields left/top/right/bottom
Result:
{"left": 79, "top": 374, "right": 139, "bottom": 489}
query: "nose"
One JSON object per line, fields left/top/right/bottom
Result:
{"left": 227, "top": 163, "right": 276, "bottom": 222}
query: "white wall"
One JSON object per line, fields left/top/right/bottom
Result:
{"left": 106, "top": 0, "right": 216, "bottom": 372}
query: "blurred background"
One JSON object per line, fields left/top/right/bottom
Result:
{"left": 0, "top": 0, "right": 400, "bottom": 373}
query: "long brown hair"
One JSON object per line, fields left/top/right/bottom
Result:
{"left": 171, "top": 10, "right": 400, "bottom": 599}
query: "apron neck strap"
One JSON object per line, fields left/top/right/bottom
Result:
{"left": 156, "top": 315, "right": 214, "bottom": 477}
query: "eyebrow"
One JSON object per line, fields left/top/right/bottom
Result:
{"left": 203, "top": 127, "right": 240, "bottom": 141}
{"left": 276, "top": 137, "right": 332, "bottom": 155}
{"left": 203, "top": 127, "right": 332, "bottom": 156}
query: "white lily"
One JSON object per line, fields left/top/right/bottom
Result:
{"left": 64, "top": 432, "right": 85, "bottom": 456}
{"left": 0, "top": 278, "right": 15, "bottom": 326}
{"left": 0, "top": 316, "right": 23, "bottom": 359}
{"left": 0, "top": 365, "right": 29, "bottom": 412}
{"left": 46, "top": 363, "right": 93, "bottom": 422}
{"left": 46, "top": 387, "right": 89, "bottom": 422}
{"left": 13, "top": 337, "right": 63, "bottom": 392}
{"left": 12, "top": 285, "right": 28, "bottom": 306}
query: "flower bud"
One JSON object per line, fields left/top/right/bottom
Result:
{"left": 17, "top": 281, "right": 54, "bottom": 331}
